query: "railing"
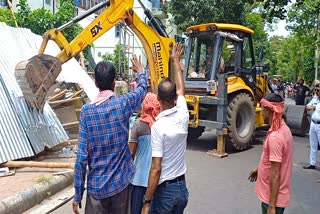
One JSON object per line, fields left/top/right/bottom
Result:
{"left": 74, "top": 0, "right": 105, "bottom": 14}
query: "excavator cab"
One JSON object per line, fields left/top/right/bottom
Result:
{"left": 183, "top": 23, "right": 263, "bottom": 151}
{"left": 184, "top": 25, "right": 256, "bottom": 95}
{"left": 183, "top": 23, "right": 309, "bottom": 153}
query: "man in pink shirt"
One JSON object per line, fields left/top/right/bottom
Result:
{"left": 249, "top": 93, "right": 294, "bottom": 214}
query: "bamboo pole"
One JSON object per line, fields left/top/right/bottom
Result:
{"left": 79, "top": 51, "right": 85, "bottom": 69}
{"left": 70, "top": 89, "right": 84, "bottom": 98}
{"left": 7, "top": 0, "right": 18, "bottom": 27}
{"left": 0, "top": 161, "right": 75, "bottom": 169}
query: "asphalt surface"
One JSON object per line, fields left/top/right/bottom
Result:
{"left": 51, "top": 130, "right": 320, "bottom": 214}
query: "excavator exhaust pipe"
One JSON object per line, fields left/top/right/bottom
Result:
{"left": 15, "top": 55, "right": 62, "bottom": 110}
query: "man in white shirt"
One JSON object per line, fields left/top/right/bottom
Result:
{"left": 141, "top": 43, "right": 189, "bottom": 214}
{"left": 304, "top": 83, "right": 320, "bottom": 169}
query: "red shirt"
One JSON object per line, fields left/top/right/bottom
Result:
{"left": 256, "top": 120, "right": 294, "bottom": 207}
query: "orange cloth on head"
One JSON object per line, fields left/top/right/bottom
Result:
{"left": 140, "top": 92, "right": 160, "bottom": 127}
{"left": 260, "top": 98, "right": 284, "bottom": 132}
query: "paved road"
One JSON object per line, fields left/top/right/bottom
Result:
{"left": 51, "top": 130, "right": 320, "bottom": 214}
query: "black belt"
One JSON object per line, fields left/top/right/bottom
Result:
{"left": 312, "top": 119, "right": 320, "bottom": 124}
{"left": 162, "top": 174, "right": 185, "bottom": 185}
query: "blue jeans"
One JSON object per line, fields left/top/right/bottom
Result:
{"left": 150, "top": 180, "right": 188, "bottom": 214}
{"left": 130, "top": 185, "right": 146, "bottom": 214}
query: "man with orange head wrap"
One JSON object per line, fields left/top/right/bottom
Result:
{"left": 249, "top": 93, "right": 294, "bottom": 214}
{"left": 129, "top": 92, "right": 160, "bottom": 214}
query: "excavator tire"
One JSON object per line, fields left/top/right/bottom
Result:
{"left": 15, "top": 55, "right": 62, "bottom": 110}
{"left": 187, "top": 126, "right": 205, "bottom": 143}
{"left": 226, "top": 93, "right": 255, "bottom": 151}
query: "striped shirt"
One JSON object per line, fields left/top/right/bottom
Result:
{"left": 74, "top": 71, "right": 147, "bottom": 203}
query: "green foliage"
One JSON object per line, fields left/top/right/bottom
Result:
{"left": 283, "top": 0, "right": 318, "bottom": 82}
{"left": 26, "top": 8, "right": 54, "bottom": 35}
{"left": 287, "top": 0, "right": 319, "bottom": 44}
{"left": 0, "top": 0, "right": 91, "bottom": 61}
{"left": 245, "top": 12, "right": 269, "bottom": 61}
{"left": 101, "top": 44, "right": 129, "bottom": 77}
{"left": 1, "top": 0, "right": 82, "bottom": 40}
{"left": 168, "top": 0, "right": 292, "bottom": 30}
{"left": 0, "top": 8, "right": 15, "bottom": 26}
{"left": 16, "top": 0, "right": 31, "bottom": 27}
{"left": 168, "top": 0, "right": 246, "bottom": 30}
{"left": 267, "top": 35, "right": 315, "bottom": 83}
{"left": 54, "top": 0, "right": 82, "bottom": 42}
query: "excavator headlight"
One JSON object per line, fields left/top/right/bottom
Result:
{"left": 206, "top": 26, "right": 217, "bottom": 31}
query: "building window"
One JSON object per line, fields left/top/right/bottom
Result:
{"left": 115, "top": 24, "right": 121, "bottom": 38}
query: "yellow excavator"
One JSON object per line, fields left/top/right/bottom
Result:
{"left": 15, "top": 0, "right": 308, "bottom": 155}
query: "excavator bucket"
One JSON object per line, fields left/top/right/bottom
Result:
{"left": 284, "top": 104, "right": 310, "bottom": 136}
{"left": 15, "top": 55, "right": 62, "bottom": 110}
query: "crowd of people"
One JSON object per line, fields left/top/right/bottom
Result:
{"left": 70, "top": 43, "right": 320, "bottom": 214}
{"left": 274, "top": 79, "right": 313, "bottom": 105}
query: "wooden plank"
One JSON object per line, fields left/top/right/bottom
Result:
{"left": 62, "top": 121, "right": 79, "bottom": 129}
{"left": 48, "top": 97, "right": 82, "bottom": 105}
{"left": 0, "top": 161, "right": 75, "bottom": 169}
{"left": 48, "top": 89, "right": 68, "bottom": 102}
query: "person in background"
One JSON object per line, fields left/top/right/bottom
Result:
{"left": 303, "top": 83, "right": 320, "bottom": 170}
{"left": 294, "top": 79, "right": 310, "bottom": 105}
{"left": 305, "top": 80, "right": 314, "bottom": 104}
{"left": 142, "top": 43, "right": 189, "bottom": 214}
{"left": 129, "top": 92, "right": 160, "bottom": 214}
{"left": 249, "top": 93, "right": 294, "bottom": 214}
{"left": 72, "top": 55, "right": 147, "bottom": 214}
{"left": 276, "top": 79, "right": 285, "bottom": 99}
{"left": 271, "top": 78, "right": 278, "bottom": 94}
{"left": 130, "top": 77, "right": 138, "bottom": 91}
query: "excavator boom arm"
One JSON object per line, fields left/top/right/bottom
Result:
{"left": 15, "top": 0, "right": 174, "bottom": 109}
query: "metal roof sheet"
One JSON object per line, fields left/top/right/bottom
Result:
{"left": 0, "top": 23, "right": 97, "bottom": 162}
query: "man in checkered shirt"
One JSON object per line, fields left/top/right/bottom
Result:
{"left": 72, "top": 55, "right": 147, "bottom": 214}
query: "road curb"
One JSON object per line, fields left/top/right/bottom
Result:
{"left": 0, "top": 172, "right": 74, "bottom": 214}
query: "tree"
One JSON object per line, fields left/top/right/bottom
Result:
{"left": 167, "top": 0, "right": 292, "bottom": 30}
{"left": 167, "top": 0, "right": 246, "bottom": 31}
{"left": 15, "top": 0, "right": 82, "bottom": 41}
{"left": 101, "top": 44, "right": 129, "bottom": 78}
{"left": 0, "top": 8, "right": 15, "bottom": 26}
{"left": 286, "top": 0, "right": 319, "bottom": 82}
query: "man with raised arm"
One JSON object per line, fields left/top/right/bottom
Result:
{"left": 142, "top": 43, "right": 189, "bottom": 214}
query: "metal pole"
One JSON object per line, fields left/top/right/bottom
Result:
{"left": 315, "top": 9, "right": 319, "bottom": 82}
{"left": 119, "top": 26, "right": 122, "bottom": 78}
{"left": 124, "top": 25, "right": 127, "bottom": 77}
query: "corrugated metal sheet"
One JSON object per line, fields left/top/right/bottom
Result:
{"left": 0, "top": 23, "right": 98, "bottom": 163}
{"left": 0, "top": 74, "right": 34, "bottom": 163}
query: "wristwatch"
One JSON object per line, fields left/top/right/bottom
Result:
{"left": 142, "top": 196, "right": 151, "bottom": 204}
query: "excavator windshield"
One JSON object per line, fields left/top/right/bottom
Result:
{"left": 185, "top": 34, "right": 219, "bottom": 80}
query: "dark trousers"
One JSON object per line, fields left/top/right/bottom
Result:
{"left": 130, "top": 185, "right": 146, "bottom": 214}
{"left": 85, "top": 185, "right": 131, "bottom": 214}
{"left": 261, "top": 202, "right": 285, "bottom": 214}
{"left": 295, "top": 99, "right": 305, "bottom": 105}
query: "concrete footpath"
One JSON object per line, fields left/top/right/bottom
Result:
{"left": 0, "top": 152, "right": 76, "bottom": 214}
